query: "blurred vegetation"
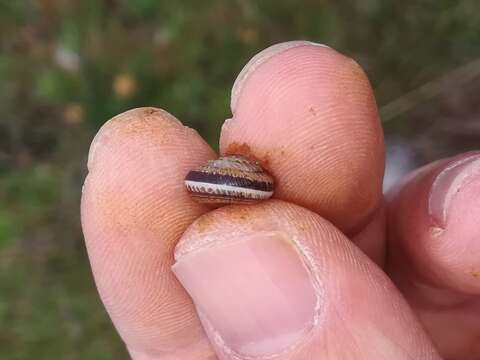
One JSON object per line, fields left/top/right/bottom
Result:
{"left": 1, "top": 0, "right": 480, "bottom": 358}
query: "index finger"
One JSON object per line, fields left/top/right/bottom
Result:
{"left": 220, "top": 41, "right": 385, "bottom": 234}
{"left": 81, "top": 108, "right": 216, "bottom": 359}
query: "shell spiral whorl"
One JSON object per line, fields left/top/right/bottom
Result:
{"left": 184, "top": 155, "right": 274, "bottom": 204}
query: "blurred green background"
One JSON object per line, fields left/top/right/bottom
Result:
{"left": 1, "top": 0, "right": 480, "bottom": 358}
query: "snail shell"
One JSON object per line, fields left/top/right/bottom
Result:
{"left": 185, "top": 155, "right": 274, "bottom": 204}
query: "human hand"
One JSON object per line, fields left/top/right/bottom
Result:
{"left": 81, "top": 41, "right": 479, "bottom": 359}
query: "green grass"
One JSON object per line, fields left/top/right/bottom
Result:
{"left": 0, "top": 248, "right": 128, "bottom": 359}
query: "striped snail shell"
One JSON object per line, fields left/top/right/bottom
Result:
{"left": 184, "top": 155, "right": 274, "bottom": 204}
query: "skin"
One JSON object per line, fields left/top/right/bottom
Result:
{"left": 81, "top": 41, "right": 480, "bottom": 359}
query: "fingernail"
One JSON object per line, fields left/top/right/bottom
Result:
{"left": 220, "top": 117, "right": 232, "bottom": 134}
{"left": 231, "top": 41, "right": 329, "bottom": 113}
{"left": 172, "top": 232, "right": 318, "bottom": 357}
{"left": 429, "top": 154, "right": 480, "bottom": 227}
{"left": 87, "top": 124, "right": 110, "bottom": 171}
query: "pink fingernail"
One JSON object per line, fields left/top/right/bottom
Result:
{"left": 429, "top": 153, "right": 480, "bottom": 227}
{"left": 172, "top": 232, "right": 318, "bottom": 357}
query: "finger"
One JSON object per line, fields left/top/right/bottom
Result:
{"left": 81, "top": 108, "right": 217, "bottom": 359}
{"left": 220, "top": 41, "right": 385, "bottom": 234}
{"left": 172, "top": 200, "right": 439, "bottom": 360}
{"left": 352, "top": 203, "right": 387, "bottom": 267}
{"left": 387, "top": 152, "right": 480, "bottom": 358}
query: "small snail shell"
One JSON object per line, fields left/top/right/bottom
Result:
{"left": 185, "top": 155, "right": 274, "bottom": 204}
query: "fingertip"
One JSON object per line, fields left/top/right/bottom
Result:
{"left": 173, "top": 200, "right": 437, "bottom": 359}
{"left": 428, "top": 154, "right": 480, "bottom": 293}
{"left": 81, "top": 107, "right": 216, "bottom": 356}
{"left": 87, "top": 107, "right": 184, "bottom": 171}
{"left": 388, "top": 152, "right": 480, "bottom": 295}
{"left": 221, "top": 42, "right": 384, "bottom": 232}
{"left": 230, "top": 41, "right": 331, "bottom": 113}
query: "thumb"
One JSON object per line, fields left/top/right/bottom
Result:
{"left": 172, "top": 200, "right": 439, "bottom": 359}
